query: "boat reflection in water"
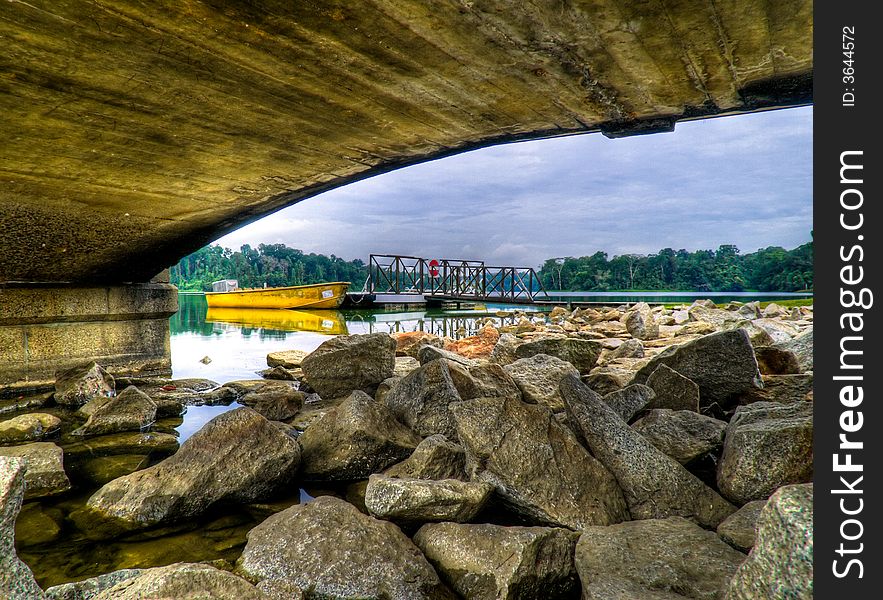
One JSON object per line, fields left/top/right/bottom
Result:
{"left": 204, "top": 307, "right": 348, "bottom": 335}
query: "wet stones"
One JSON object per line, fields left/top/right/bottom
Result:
{"left": 54, "top": 361, "right": 115, "bottom": 408}
{"left": 0, "top": 413, "right": 61, "bottom": 444}
{"left": 717, "top": 402, "right": 813, "bottom": 505}
{"left": 575, "top": 517, "right": 746, "bottom": 600}
{"left": 0, "top": 456, "right": 46, "bottom": 600}
{"left": 414, "top": 522, "right": 580, "bottom": 600}
{"left": 76, "top": 407, "right": 301, "bottom": 537}
{"left": 451, "top": 396, "right": 628, "bottom": 530}
{"left": 72, "top": 386, "right": 157, "bottom": 437}
{"left": 265, "top": 349, "right": 308, "bottom": 369}
{"left": 560, "top": 375, "right": 736, "bottom": 528}
{"left": 238, "top": 496, "right": 454, "bottom": 600}
{"left": 365, "top": 475, "right": 493, "bottom": 524}
{"left": 299, "top": 391, "right": 421, "bottom": 481}
{"left": 301, "top": 333, "right": 396, "bottom": 398}
{"left": 239, "top": 383, "right": 304, "bottom": 421}
{"left": 504, "top": 354, "right": 579, "bottom": 412}
{"left": 0, "top": 442, "right": 71, "bottom": 500}
{"left": 725, "top": 484, "right": 813, "bottom": 599}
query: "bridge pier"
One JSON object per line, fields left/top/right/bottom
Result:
{"left": 0, "top": 281, "right": 177, "bottom": 396}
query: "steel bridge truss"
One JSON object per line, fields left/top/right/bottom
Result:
{"left": 367, "top": 254, "right": 549, "bottom": 302}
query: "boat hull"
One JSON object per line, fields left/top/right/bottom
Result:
{"left": 204, "top": 282, "right": 350, "bottom": 309}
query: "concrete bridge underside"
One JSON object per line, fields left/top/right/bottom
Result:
{"left": 1, "top": 0, "right": 812, "bottom": 284}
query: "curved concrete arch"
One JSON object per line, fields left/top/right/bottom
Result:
{"left": 0, "top": 0, "right": 812, "bottom": 284}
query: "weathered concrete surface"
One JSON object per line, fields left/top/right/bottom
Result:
{"left": 0, "top": 283, "right": 175, "bottom": 393}
{"left": 0, "top": 1, "right": 812, "bottom": 283}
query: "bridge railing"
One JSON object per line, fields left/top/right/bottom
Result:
{"left": 367, "top": 254, "right": 549, "bottom": 302}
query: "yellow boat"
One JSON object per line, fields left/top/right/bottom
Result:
{"left": 204, "top": 282, "right": 350, "bottom": 309}
{"left": 205, "top": 307, "right": 348, "bottom": 335}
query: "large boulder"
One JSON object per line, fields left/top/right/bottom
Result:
{"left": 601, "top": 384, "right": 655, "bottom": 423}
{"left": 560, "top": 375, "right": 736, "bottom": 528}
{"left": 451, "top": 396, "right": 628, "bottom": 530}
{"left": 74, "top": 407, "right": 301, "bottom": 537}
{"left": 752, "top": 346, "right": 800, "bottom": 375}
{"left": 385, "top": 434, "right": 467, "bottom": 481}
{"left": 90, "top": 562, "right": 267, "bottom": 599}
{"left": 0, "top": 442, "right": 71, "bottom": 499}
{"left": 513, "top": 338, "right": 601, "bottom": 374}
{"left": 392, "top": 331, "right": 444, "bottom": 358}
{"left": 623, "top": 304, "right": 659, "bottom": 340}
{"left": 737, "top": 373, "right": 813, "bottom": 405}
{"left": 239, "top": 496, "right": 454, "bottom": 600}
{"left": 382, "top": 358, "right": 463, "bottom": 439}
{"left": 365, "top": 475, "right": 493, "bottom": 523}
{"left": 299, "top": 391, "right": 421, "bottom": 481}
{"left": 631, "top": 409, "right": 726, "bottom": 465}
{"left": 72, "top": 386, "right": 157, "bottom": 437}
{"left": 716, "top": 499, "right": 767, "bottom": 552}
{"left": 631, "top": 330, "right": 763, "bottom": 410}
{"left": 239, "top": 383, "right": 304, "bottom": 421}
{"left": 418, "top": 345, "right": 479, "bottom": 367}
{"left": 725, "top": 484, "right": 813, "bottom": 599}
{"left": 301, "top": 333, "right": 396, "bottom": 398}
{"left": 446, "top": 362, "right": 521, "bottom": 402}
{"left": 490, "top": 333, "right": 521, "bottom": 366}
{"left": 646, "top": 365, "right": 700, "bottom": 412}
{"left": 717, "top": 402, "right": 813, "bottom": 505}
{"left": 414, "top": 522, "right": 579, "bottom": 600}
{"left": 504, "top": 354, "right": 580, "bottom": 412}
{"left": 774, "top": 326, "right": 813, "bottom": 372}
{"left": 45, "top": 569, "right": 142, "bottom": 600}
{"left": 54, "top": 361, "right": 115, "bottom": 408}
{"left": 0, "top": 456, "right": 46, "bottom": 600}
{"left": 575, "top": 517, "right": 747, "bottom": 600}
{"left": 0, "top": 413, "right": 61, "bottom": 444}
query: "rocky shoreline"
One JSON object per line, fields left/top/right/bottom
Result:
{"left": 1, "top": 300, "right": 813, "bottom": 599}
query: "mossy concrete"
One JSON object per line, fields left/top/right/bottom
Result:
{"left": 0, "top": 1, "right": 812, "bottom": 284}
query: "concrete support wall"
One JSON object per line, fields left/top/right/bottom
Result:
{"left": 0, "top": 283, "right": 177, "bottom": 396}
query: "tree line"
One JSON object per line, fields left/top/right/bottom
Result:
{"left": 171, "top": 239, "right": 812, "bottom": 293}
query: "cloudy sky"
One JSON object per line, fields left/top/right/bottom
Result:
{"left": 216, "top": 106, "right": 812, "bottom": 268}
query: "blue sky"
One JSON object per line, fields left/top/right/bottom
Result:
{"left": 216, "top": 106, "right": 812, "bottom": 268}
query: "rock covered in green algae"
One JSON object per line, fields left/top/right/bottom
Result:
{"left": 451, "top": 395, "right": 628, "bottom": 530}
{"left": 238, "top": 496, "right": 455, "bottom": 600}
{"left": 0, "top": 412, "right": 61, "bottom": 443}
{"left": 299, "top": 390, "right": 421, "bottom": 482}
{"left": 0, "top": 456, "right": 46, "bottom": 600}
{"left": 74, "top": 407, "right": 300, "bottom": 538}
{"left": 725, "top": 484, "right": 813, "bottom": 599}
{"left": 414, "top": 522, "right": 580, "bottom": 600}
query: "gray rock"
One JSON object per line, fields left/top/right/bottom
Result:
{"left": 418, "top": 344, "right": 479, "bottom": 367}
{"left": 738, "top": 373, "right": 813, "bottom": 405}
{"left": 394, "top": 356, "right": 421, "bottom": 377}
{"left": 725, "top": 484, "right": 813, "bottom": 599}
{"left": 504, "top": 354, "right": 580, "bottom": 412}
{"left": 447, "top": 361, "right": 522, "bottom": 401}
{"left": 383, "top": 359, "right": 463, "bottom": 440}
{"left": 451, "top": 396, "right": 628, "bottom": 530}
{"left": 62, "top": 431, "right": 179, "bottom": 459}
{"left": 375, "top": 376, "right": 401, "bottom": 404}
{"left": 0, "top": 393, "right": 51, "bottom": 417}
{"left": 414, "top": 522, "right": 579, "bottom": 600}
{"left": 365, "top": 475, "right": 493, "bottom": 523}
{"left": 631, "top": 330, "right": 763, "bottom": 410}
{"left": 301, "top": 333, "right": 396, "bottom": 398}
{"left": 0, "top": 412, "right": 61, "bottom": 444}
{"left": 45, "top": 569, "right": 142, "bottom": 600}
{"left": 256, "top": 579, "right": 304, "bottom": 600}
{"left": 687, "top": 305, "right": 743, "bottom": 328}
{"left": 717, "top": 499, "right": 766, "bottom": 552}
{"left": 601, "top": 384, "right": 655, "bottom": 423}
{"left": 560, "top": 375, "right": 736, "bottom": 528}
{"left": 631, "top": 409, "right": 726, "bottom": 465}
{"left": 606, "top": 338, "right": 644, "bottom": 360}
{"left": 753, "top": 346, "right": 800, "bottom": 375}
{"left": 54, "top": 361, "right": 115, "bottom": 408}
{"left": 72, "top": 386, "right": 157, "bottom": 437}
{"left": 576, "top": 517, "right": 747, "bottom": 600}
{"left": 623, "top": 304, "right": 659, "bottom": 340}
{"left": 385, "top": 434, "right": 467, "bottom": 481}
{"left": 774, "top": 326, "right": 812, "bottom": 372}
{"left": 259, "top": 366, "right": 298, "bottom": 381}
{"left": 239, "top": 496, "right": 454, "bottom": 600}
{"left": 490, "top": 332, "right": 521, "bottom": 366}
{"left": 0, "top": 456, "right": 46, "bottom": 600}
{"left": 513, "top": 338, "right": 601, "bottom": 373}
{"left": 240, "top": 383, "right": 304, "bottom": 421}
{"left": 266, "top": 349, "right": 308, "bottom": 369}
{"left": 750, "top": 318, "right": 799, "bottom": 344}
{"left": 646, "top": 364, "right": 700, "bottom": 412}
{"left": 299, "top": 390, "right": 421, "bottom": 481}
{"left": 91, "top": 562, "right": 266, "bottom": 599}
{"left": 0, "top": 442, "right": 71, "bottom": 499}
{"left": 74, "top": 407, "right": 300, "bottom": 537}
{"left": 717, "top": 402, "right": 813, "bottom": 505}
